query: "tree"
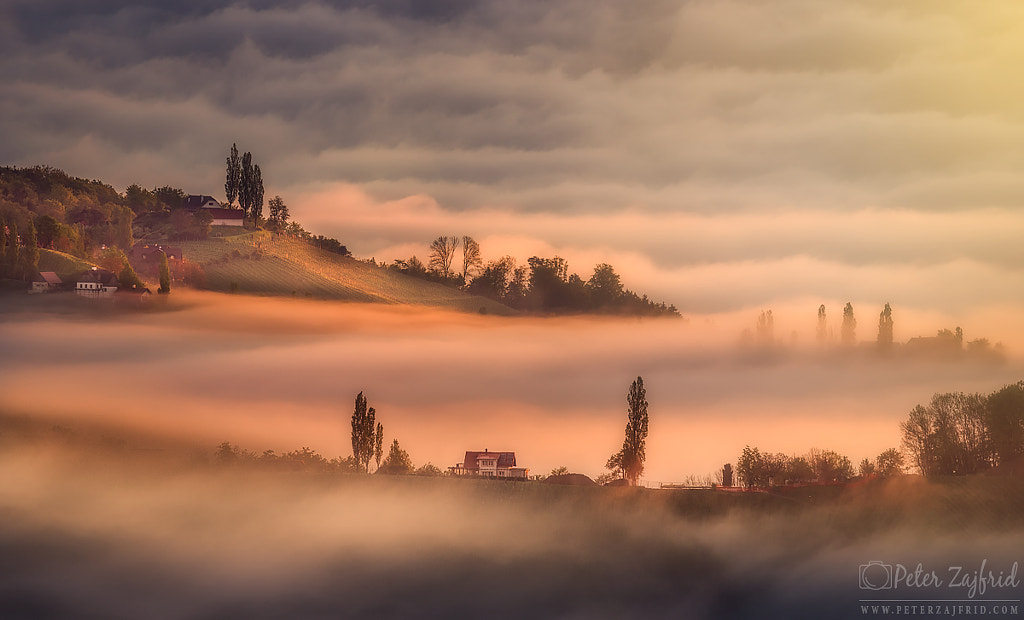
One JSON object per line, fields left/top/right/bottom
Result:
{"left": 153, "top": 186, "right": 186, "bottom": 211}
{"left": 239, "top": 151, "right": 254, "bottom": 219}
{"left": 350, "top": 392, "right": 377, "bottom": 473}
{"left": 841, "top": 302, "right": 856, "bottom": 345}
{"left": 550, "top": 466, "right": 570, "bottom": 477}
{"left": 986, "top": 381, "right": 1024, "bottom": 466}
{"left": 225, "top": 143, "right": 241, "bottom": 207}
{"left": 415, "top": 463, "right": 443, "bottom": 476}
{"left": 126, "top": 184, "right": 157, "bottom": 214}
{"left": 374, "top": 421, "right": 384, "bottom": 472}
{"left": 817, "top": 304, "right": 827, "bottom": 344}
{"left": 158, "top": 251, "right": 171, "bottom": 294}
{"left": 19, "top": 220, "right": 39, "bottom": 281}
{"left": 859, "top": 458, "right": 876, "bottom": 477}
{"left": 35, "top": 215, "right": 61, "bottom": 249}
{"left": 875, "top": 448, "right": 904, "bottom": 477}
{"left": 0, "top": 217, "right": 7, "bottom": 278}
{"left": 808, "top": 448, "right": 854, "bottom": 483}
{"left": 900, "top": 392, "right": 990, "bottom": 476}
{"left": 118, "top": 259, "right": 144, "bottom": 290}
{"left": 614, "top": 376, "right": 649, "bottom": 486}
{"left": 428, "top": 236, "right": 460, "bottom": 279}
{"left": 877, "top": 303, "right": 893, "bottom": 350}
{"left": 251, "top": 164, "right": 264, "bottom": 224}
{"left": 380, "top": 439, "right": 413, "bottom": 474}
{"left": 461, "top": 235, "right": 482, "bottom": 281}
{"left": 267, "top": 195, "right": 290, "bottom": 231}
{"left": 756, "top": 310, "right": 774, "bottom": 345}
{"left": 4, "top": 221, "right": 17, "bottom": 280}
{"left": 736, "top": 445, "right": 765, "bottom": 488}
{"left": 587, "top": 263, "right": 623, "bottom": 308}
{"left": 114, "top": 206, "right": 134, "bottom": 250}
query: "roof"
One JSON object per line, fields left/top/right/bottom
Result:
{"left": 183, "top": 195, "right": 219, "bottom": 209}
{"left": 35, "top": 272, "right": 62, "bottom": 285}
{"left": 463, "top": 451, "right": 516, "bottom": 470}
{"left": 206, "top": 208, "right": 244, "bottom": 220}
{"left": 77, "top": 268, "right": 119, "bottom": 287}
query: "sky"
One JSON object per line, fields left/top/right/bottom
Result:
{"left": 4, "top": 0, "right": 1024, "bottom": 315}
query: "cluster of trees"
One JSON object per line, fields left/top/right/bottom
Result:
{"left": 0, "top": 166, "right": 134, "bottom": 262}
{"left": 391, "top": 235, "right": 679, "bottom": 316}
{"left": 748, "top": 302, "right": 999, "bottom": 360}
{"left": 350, "top": 391, "right": 416, "bottom": 475}
{"left": 900, "top": 383, "right": 1024, "bottom": 476}
{"left": 0, "top": 217, "right": 38, "bottom": 281}
{"left": 224, "top": 144, "right": 265, "bottom": 223}
{"left": 735, "top": 446, "right": 869, "bottom": 487}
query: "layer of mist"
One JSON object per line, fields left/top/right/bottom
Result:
{"left": 2, "top": 292, "right": 1021, "bottom": 481}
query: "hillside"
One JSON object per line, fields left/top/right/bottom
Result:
{"left": 38, "top": 248, "right": 99, "bottom": 280}
{"left": 175, "top": 230, "right": 516, "bottom": 314}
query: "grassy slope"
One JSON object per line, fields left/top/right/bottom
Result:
{"left": 176, "top": 230, "right": 515, "bottom": 314}
{"left": 38, "top": 249, "right": 99, "bottom": 279}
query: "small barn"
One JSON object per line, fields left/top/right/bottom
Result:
{"left": 30, "top": 272, "right": 62, "bottom": 294}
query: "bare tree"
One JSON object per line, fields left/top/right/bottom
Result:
{"left": 461, "top": 235, "right": 482, "bottom": 281}
{"left": 428, "top": 236, "right": 460, "bottom": 278}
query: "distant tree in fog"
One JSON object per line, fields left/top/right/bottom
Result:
{"left": 550, "top": 466, "right": 570, "bottom": 477}
{"left": 350, "top": 392, "right": 377, "bottom": 473}
{"left": 841, "top": 302, "right": 856, "bottom": 345}
{"left": 875, "top": 448, "right": 904, "bottom": 477}
{"left": 877, "top": 303, "right": 893, "bottom": 350}
{"left": 374, "top": 422, "right": 384, "bottom": 472}
{"left": 380, "top": 439, "right": 413, "bottom": 474}
{"left": 858, "top": 458, "right": 876, "bottom": 477}
{"left": 817, "top": 304, "right": 827, "bottom": 344}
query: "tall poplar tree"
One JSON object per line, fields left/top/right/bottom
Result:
{"left": 842, "top": 302, "right": 857, "bottom": 345}
{"left": 350, "top": 392, "right": 377, "bottom": 473}
{"left": 239, "top": 151, "right": 254, "bottom": 220}
{"left": 608, "top": 376, "right": 649, "bottom": 486}
{"left": 158, "top": 251, "right": 171, "bottom": 294}
{"left": 877, "top": 302, "right": 894, "bottom": 349}
{"left": 225, "top": 143, "right": 241, "bottom": 207}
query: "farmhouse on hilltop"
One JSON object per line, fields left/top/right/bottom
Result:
{"left": 449, "top": 450, "right": 529, "bottom": 479}
{"left": 182, "top": 194, "right": 220, "bottom": 210}
{"left": 182, "top": 194, "right": 244, "bottom": 226}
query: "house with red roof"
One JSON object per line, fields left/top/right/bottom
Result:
{"left": 449, "top": 450, "right": 529, "bottom": 479}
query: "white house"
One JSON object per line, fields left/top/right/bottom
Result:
{"left": 205, "top": 207, "right": 245, "bottom": 227}
{"left": 76, "top": 268, "right": 119, "bottom": 298}
{"left": 449, "top": 450, "right": 529, "bottom": 479}
{"left": 30, "top": 272, "right": 62, "bottom": 294}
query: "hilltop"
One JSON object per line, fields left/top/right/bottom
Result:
{"left": 173, "top": 230, "right": 515, "bottom": 313}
